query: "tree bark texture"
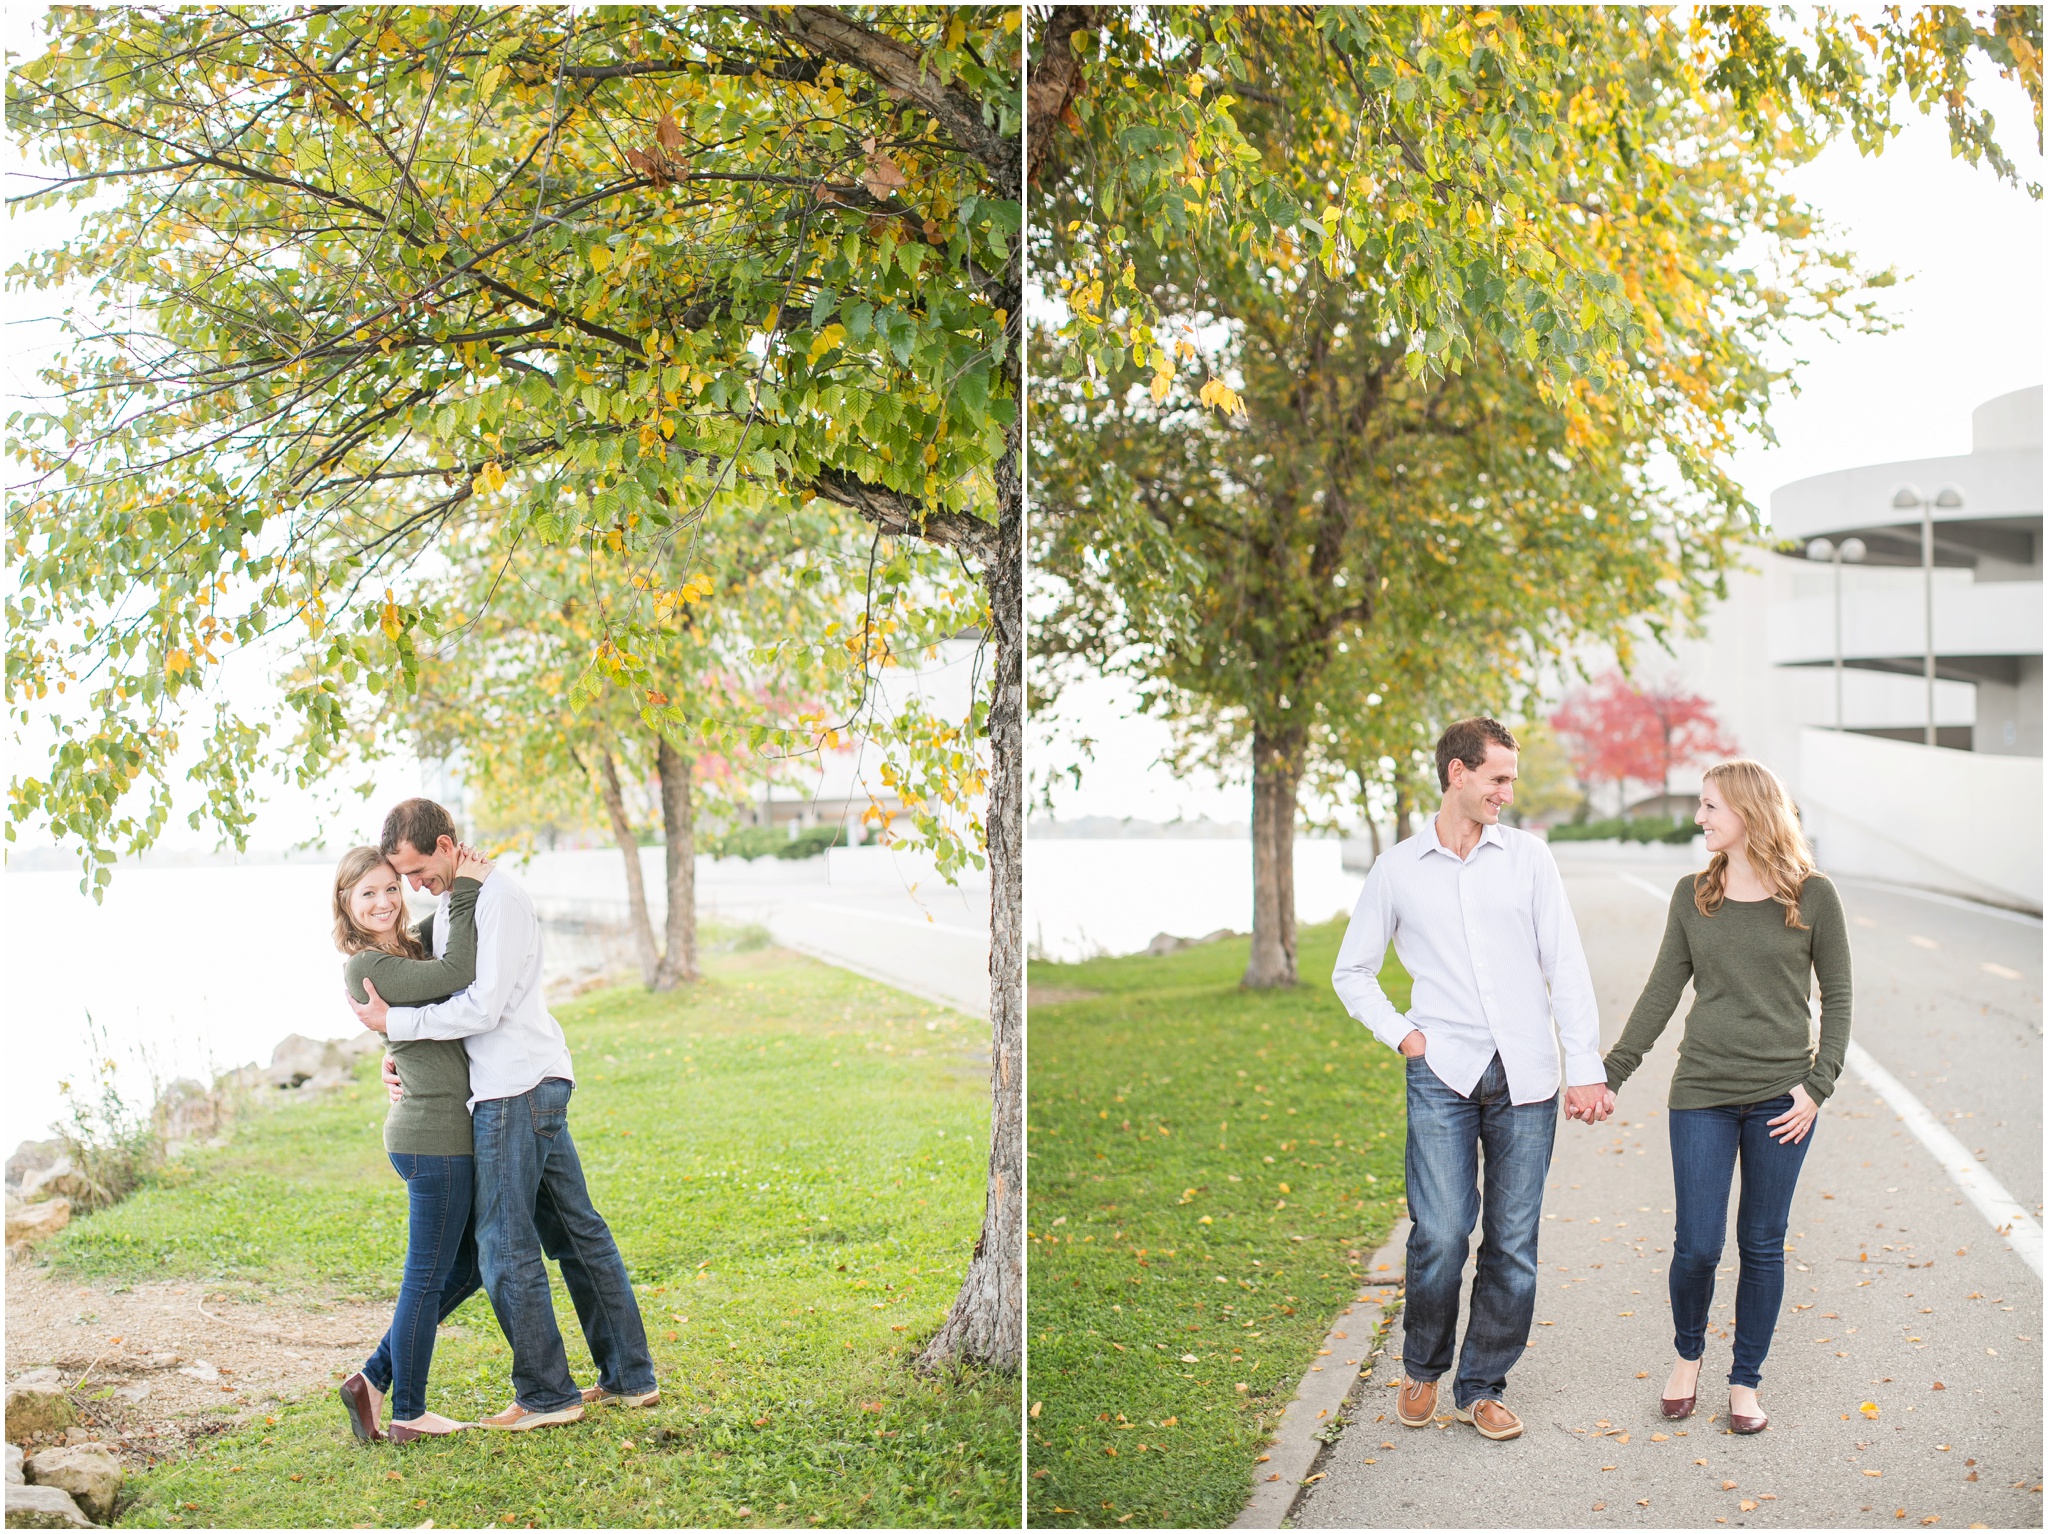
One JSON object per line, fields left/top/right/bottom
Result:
{"left": 916, "top": 425, "right": 1023, "bottom": 1376}
{"left": 651, "top": 733, "right": 698, "bottom": 991}
{"left": 596, "top": 745, "right": 660, "bottom": 988}
{"left": 1243, "top": 726, "right": 1304, "bottom": 990}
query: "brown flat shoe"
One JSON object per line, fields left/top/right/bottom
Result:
{"left": 1396, "top": 1376, "right": 1438, "bottom": 1428}
{"left": 338, "top": 1371, "right": 384, "bottom": 1444}
{"left": 1728, "top": 1408, "right": 1769, "bottom": 1434}
{"left": 388, "top": 1419, "right": 472, "bottom": 1444}
{"left": 1455, "top": 1399, "right": 1524, "bottom": 1440}
{"left": 1661, "top": 1393, "right": 1696, "bottom": 1419}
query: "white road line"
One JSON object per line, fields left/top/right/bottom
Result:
{"left": 1843, "top": 1039, "right": 2043, "bottom": 1278}
{"left": 1617, "top": 871, "right": 1674, "bottom": 903}
{"left": 1610, "top": 871, "right": 2044, "bottom": 1277}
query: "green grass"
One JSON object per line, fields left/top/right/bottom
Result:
{"left": 41, "top": 946, "right": 1020, "bottom": 1529}
{"left": 1025, "top": 921, "right": 1411, "bottom": 1529}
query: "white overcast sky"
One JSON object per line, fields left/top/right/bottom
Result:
{"left": 1033, "top": 73, "right": 2045, "bottom": 826}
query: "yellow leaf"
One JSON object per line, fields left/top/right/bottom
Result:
{"left": 1860, "top": 1401, "right": 1880, "bottom": 1417}
{"left": 589, "top": 244, "right": 613, "bottom": 272}
{"left": 381, "top": 601, "right": 403, "bottom": 641}
{"left": 164, "top": 648, "right": 191, "bottom": 676}
{"left": 1150, "top": 371, "right": 1171, "bottom": 403}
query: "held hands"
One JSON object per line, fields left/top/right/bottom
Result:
{"left": 454, "top": 841, "right": 494, "bottom": 882}
{"left": 1768, "top": 1084, "right": 1819, "bottom": 1144}
{"left": 1564, "top": 1083, "right": 1616, "bottom": 1124}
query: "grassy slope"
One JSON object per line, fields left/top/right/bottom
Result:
{"left": 42, "top": 947, "right": 1019, "bottom": 1530}
{"left": 1026, "top": 920, "right": 1412, "bottom": 1529}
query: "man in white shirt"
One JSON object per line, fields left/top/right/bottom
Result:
{"left": 1332, "top": 719, "right": 1611, "bottom": 1443}
{"left": 350, "top": 798, "right": 657, "bottom": 1432}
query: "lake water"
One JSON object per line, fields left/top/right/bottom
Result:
{"left": 5, "top": 863, "right": 371, "bottom": 1149}
{"left": 1027, "top": 839, "right": 1365, "bottom": 964}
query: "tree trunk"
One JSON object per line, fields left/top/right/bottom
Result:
{"left": 596, "top": 745, "right": 660, "bottom": 988}
{"left": 1355, "top": 765, "right": 1382, "bottom": 860}
{"left": 650, "top": 733, "right": 698, "bottom": 991}
{"left": 917, "top": 411, "right": 1023, "bottom": 1376}
{"left": 1243, "top": 725, "right": 1303, "bottom": 990}
{"left": 1393, "top": 761, "right": 1415, "bottom": 843}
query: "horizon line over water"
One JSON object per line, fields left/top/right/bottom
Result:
{"left": 4, "top": 862, "right": 371, "bottom": 1148}
{"left": 1028, "top": 839, "right": 1367, "bottom": 965}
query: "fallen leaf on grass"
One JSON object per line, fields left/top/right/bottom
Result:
{"left": 1030, "top": 1402, "right": 1042, "bottom": 1418}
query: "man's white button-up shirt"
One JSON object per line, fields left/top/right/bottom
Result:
{"left": 1331, "top": 816, "right": 1604, "bottom": 1105}
{"left": 384, "top": 870, "right": 575, "bottom": 1109}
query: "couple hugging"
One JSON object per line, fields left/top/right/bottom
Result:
{"left": 1334, "top": 718, "right": 1853, "bottom": 1442}
{"left": 327, "top": 798, "right": 657, "bottom": 1444}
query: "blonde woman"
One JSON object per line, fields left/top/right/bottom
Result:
{"left": 1598, "top": 760, "right": 1852, "bottom": 1435}
{"left": 329, "top": 843, "right": 492, "bottom": 1444}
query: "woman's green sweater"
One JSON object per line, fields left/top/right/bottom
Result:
{"left": 343, "top": 876, "right": 480, "bottom": 1155}
{"left": 1604, "top": 872, "right": 1853, "bottom": 1110}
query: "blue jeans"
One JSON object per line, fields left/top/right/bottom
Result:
{"left": 471, "top": 1078, "right": 655, "bottom": 1412}
{"left": 1402, "top": 1052, "right": 1557, "bottom": 1409}
{"left": 363, "top": 1153, "right": 482, "bottom": 1421}
{"left": 1668, "top": 1094, "right": 1813, "bottom": 1389}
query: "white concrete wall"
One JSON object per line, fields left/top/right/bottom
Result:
{"left": 1796, "top": 727, "right": 2043, "bottom": 911}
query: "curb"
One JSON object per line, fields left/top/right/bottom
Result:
{"left": 1230, "top": 1219, "right": 1410, "bottom": 1530}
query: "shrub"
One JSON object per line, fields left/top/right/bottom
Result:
{"left": 774, "top": 824, "right": 848, "bottom": 860}
{"left": 1547, "top": 814, "right": 1698, "bottom": 845}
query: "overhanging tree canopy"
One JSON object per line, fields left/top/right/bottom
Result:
{"left": 1028, "top": 4, "right": 2037, "bottom": 987}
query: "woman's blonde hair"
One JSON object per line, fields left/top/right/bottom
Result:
{"left": 1694, "top": 759, "right": 1816, "bottom": 929}
{"left": 332, "top": 846, "right": 426, "bottom": 958}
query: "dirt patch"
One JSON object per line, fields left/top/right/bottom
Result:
{"left": 1027, "top": 987, "right": 1103, "bottom": 1008}
{"left": 4, "top": 1259, "right": 393, "bottom": 1467}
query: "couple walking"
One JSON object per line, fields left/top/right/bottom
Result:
{"left": 328, "top": 798, "right": 658, "bottom": 1443}
{"left": 1334, "top": 718, "right": 1853, "bottom": 1441}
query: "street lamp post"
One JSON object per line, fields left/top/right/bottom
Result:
{"left": 1891, "top": 483, "right": 1966, "bottom": 748}
{"left": 1805, "top": 535, "right": 1867, "bottom": 729}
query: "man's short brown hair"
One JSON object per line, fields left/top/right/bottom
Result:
{"left": 1435, "top": 718, "right": 1519, "bottom": 791}
{"left": 380, "top": 798, "right": 457, "bottom": 858}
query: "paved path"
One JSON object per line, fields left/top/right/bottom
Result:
{"left": 703, "top": 873, "right": 990, "bottom": 1018}
{"left": 1294, "top": 861, "right": 2042, "bottom": 1530}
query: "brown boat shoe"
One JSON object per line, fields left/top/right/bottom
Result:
{"left": 1395, "top": 1376, "right": 1438, "bottom": 1428}
{"left": 580, "top": 1384, "right": 661, "bottom": 1409}
{"left": 1455, "top": 1399, "right": 1524, "bottom": 1440}
{"left": 479, "top": 1401, "right": 585, "bottom": 1432}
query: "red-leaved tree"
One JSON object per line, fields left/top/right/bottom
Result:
{"left": 1549, "top": 672, "right": 1738, "bottom": 815}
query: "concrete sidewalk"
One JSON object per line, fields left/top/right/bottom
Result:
{"left": 1288, "top": 864, "right": 2042, "bottom": 1530}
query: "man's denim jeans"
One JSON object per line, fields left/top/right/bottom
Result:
{"left": 1402, "top": 1051, "right": 1557, "bottom": 1409}
{"left": 472, "top": 1078, "right": 655, "bottom": 1412}
{"left": 362, "top": 1153, "right": 482, "bottom": 1420}
{"left": 1668, "top": 1094, "right": 1813, "bottom": 1389}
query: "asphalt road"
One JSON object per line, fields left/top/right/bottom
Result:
{"left": 1294, "top": 860, "right": 2043, "bottom": 1531}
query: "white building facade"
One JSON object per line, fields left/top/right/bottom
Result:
{"left": 1671, "top": 387, "right": 2042, "bottom": 911}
